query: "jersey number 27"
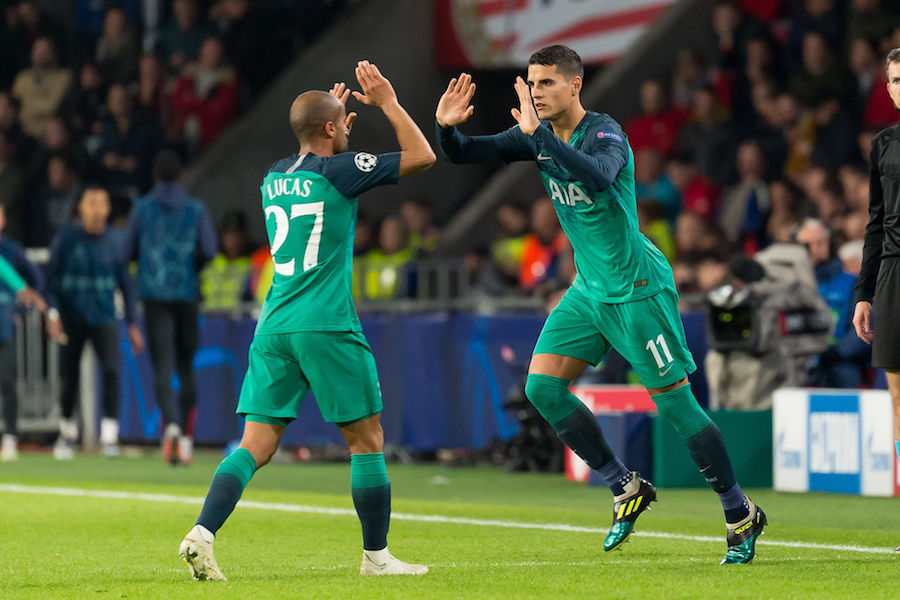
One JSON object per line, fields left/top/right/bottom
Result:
{"left": 265, "top": 201, "right": 324, "bottom": 276}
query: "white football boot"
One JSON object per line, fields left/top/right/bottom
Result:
{"left": 100, "top": 418, "right": 120, "bottom": 457}
{"left": 177, "top": 435, "right": 194, "bottom": 464}
{"left": 179, "top": 525, "right": 226, "bottom": 581}
{"left": 359, "top": 547, "right": 428, "bottom": 575}
{"left": 1, "top": 434, "right": 18, "bottom": 461}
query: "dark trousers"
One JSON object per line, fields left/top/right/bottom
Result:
{"left": 60, "top": 321, "right": 120, "bottom": 421}
{"left": 0, "top": 338, "right": 17, "bottom": 435}
{"left": 144, "top": 301, "right": 198, "bottom": 433}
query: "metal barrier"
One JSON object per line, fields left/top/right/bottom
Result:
{"left": 13, "top": 308, "right": 62, "bottom": 434}
{"left": 6, "top": 253, "right": 544, "bottom": 440}
{"left": 354, "top": 257, "right": 544, "bottom": 313}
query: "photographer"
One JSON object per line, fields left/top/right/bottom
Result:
{"left": 705, "top": 245, "right": 832, "bottom": 410}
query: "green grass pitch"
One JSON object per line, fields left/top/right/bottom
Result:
{"left": 1, "top": 451, "right": 899, "bottom": 599}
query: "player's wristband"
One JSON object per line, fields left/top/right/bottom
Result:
{"left": 47, "top": 307, "right": 60, "bottom": 321}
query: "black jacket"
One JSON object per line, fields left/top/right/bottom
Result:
{"left": 857, "top": 124, "right": 900, "bottom": 302}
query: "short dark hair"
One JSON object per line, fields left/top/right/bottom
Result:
{"left": 886, "top": 47, "right": 900, "bottom": 76}
{"left": 154, "top": 149, "right": 183, "bottom": 182}
{"left": 528, "top": 45, "right": 583, "bottom": 79}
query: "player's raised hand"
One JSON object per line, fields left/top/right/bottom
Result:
{"left": 511, "top": 76, "right": 540, "bottom": 135}
{"left": 436, "top": 73, "right": 476, "bottom": 128}
{"left": 351, "top": 60, "right": 398, "bottom": 108}
{"left": 329, "top": 82, "right": 357, "bottom": 133}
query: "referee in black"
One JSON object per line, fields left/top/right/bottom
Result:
{"left": 853, "top": 48, "right": 900, "bottom": 530}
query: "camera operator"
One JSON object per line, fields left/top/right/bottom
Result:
{"left": 705, "top": 244, "right": 832, "bottom": 410}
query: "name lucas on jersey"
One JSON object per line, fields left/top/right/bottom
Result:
{"left": 266, "top": 177, "right": 312, "bottom": 199}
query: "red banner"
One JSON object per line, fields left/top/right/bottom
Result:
{"left": 435, "top": 0, "right": 675, "bottom": 68}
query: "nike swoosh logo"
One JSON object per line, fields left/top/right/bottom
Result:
{"left": 537, "top": 153, "right": 552, "bottom": 161}
{"left": 658, "top": 365, "right": 673, "bottom": 377}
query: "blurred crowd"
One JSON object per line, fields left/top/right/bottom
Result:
{"left": 0, "top": 0, "right": 344, "bottom": 246}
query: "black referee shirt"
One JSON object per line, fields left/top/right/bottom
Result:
{"left": 857, "top": 124, "right": 900, "bottom": 302}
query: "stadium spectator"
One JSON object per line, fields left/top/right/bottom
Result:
{"left": 11, "top": 36, "right": 73, "bottom": 140}
{"left": 46, "top": 185, "right": 143, "bottom": 460}
{"left": 809, "top": 94, "right": 860, "bottom": 170}
{"left": 247, "top": 245, "right": 273, "bottom": 307}
{"left": 60, "top": 63, "right": 106, "bottom": 140}
{"left": 853, "top": 36, "right": 900, "bottom": 129}
{"left": 158, "top": 0, "right": 211, "bottom": 73}
{"left": 732, "top": 35, "right": 785, "bottom": 125}
{"left": 97, "top": 83, "right": 164, "bottom": 196}
{"left": 637, "top": 200, "right": 676, "bottom": 263}
{"left": 710, "top": 0, "right": 769, "bottom": 71}
{"left": 765, "top": 179, "right": 815, "bottom": 244}
{"left": 489, "top": 202, "right": 528, "bottom": 290}
{"left": 666, "top": 152, "right": 721, "bottom": 220}
{"left": 74, "top": 0, "right": 141, "bottom": 59}
{"left": 119, "top": 150, "right": 216, "bottom": 465}
{"left": 170, "top": 35, "right": 239, "bottom": 156}
{"left": 0, "top": 131, "right": 25, "bottom": 241}
{"left": 358, "top": 215, "right": 414, "bottom": 300}
{"left": 95, "top": 7, "right": 139, "bottom": 84}
{"left": 674, "top": 85, "right": 736, "bottom": 185}
{"left": 137, "top": 53, "right": 172, "bottom": 135}
{"left": 789, "top": 31, "right": 854, "bottom": 108}
{"left": 794, "top": 218, "right": 870, "bottom": 388}
{"left": 0, "top": 203, "right": 42, "bottom": 462}
{"left": 200, "top": 209, "right": 251, "bottom": 313}
{"left": 29, "top": 153, "right": 82, "bottom": 247}
{"left": 25, "top": 116, "right": 87, "bottom": 193}
{"left": 635, "top": 147, "right": 680, "bottom": 224}
{"left": 400, "top": 198, "right": 441, "bottom": 256}
{"left": 671, "top": 47, "right": 715, "bottom": 110}
{"left": 0, "top": 91, "right": 33, "bottom": 163}
{"left": 519, "top": 197, "right": 567, "bottom": 293}
{"left": 354, "top": 214, "right": 374, "bottom": 257}
{"left": 1, "top": 1, "right": 67, "bottom": 88}
{"left": 786, "top": 0, "right": 844, "bottom": 71}
{"left": 624, "top": 79, "right": 684, "bottom": 159}
{"left": 209, "top": 0, "right": 274, "bottom": 96}
{"left": 719, "top": 139, "right": 769, "bottom": 253}
{"left": 847, "top": 0, "right": 894, "bottom": 47}
{"left": 466, "top": 201, "right": 530, "bottom": 296}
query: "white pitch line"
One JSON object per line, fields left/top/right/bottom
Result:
{"left": 0, "top": 483, "right": 894, "bottom": 555}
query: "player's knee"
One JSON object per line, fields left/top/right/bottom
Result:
{"left": 240, "top": 440, "right": 278, "bottom": 468}
{"left": 651, "top": 383, "right": 710, "bottom": 439}
{"left": 525, "top": 374, "right": 579, "bottom": 425}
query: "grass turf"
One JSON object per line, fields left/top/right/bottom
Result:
{"left": 1, "top": 451, "right": 898, "bottom": 599}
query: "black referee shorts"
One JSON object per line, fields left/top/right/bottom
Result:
{"left": 873, "top": 257, "right": 900, "bottom": 369}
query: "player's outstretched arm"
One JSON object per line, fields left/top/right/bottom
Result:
{"left": 510, "top": 76, "right": 625, "bottom": 191}
{"left": 436, "top": 73, "right": 476, "bottom": 128}
{"left": 351, "top": 60, "right": 435, "bottom": 177}
{"left": 435, "top": 73, "right": 533, "bottom": 165}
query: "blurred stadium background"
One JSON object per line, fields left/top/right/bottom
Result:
{"left": 1, "top": 1, "right": 899, "bottom": 592}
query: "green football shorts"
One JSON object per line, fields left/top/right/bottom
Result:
{"left": 533, "top": 285, "right": 696, "bottom": 389}
{"left": 237, "top": 330, "right": 383, "bottom": 425}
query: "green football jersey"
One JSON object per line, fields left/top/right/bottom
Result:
{"left": 255, "top": 151, "right": 401, "bottom": 334}
{"left": 437, "top": 111, "right": 673, "bottom": 303}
